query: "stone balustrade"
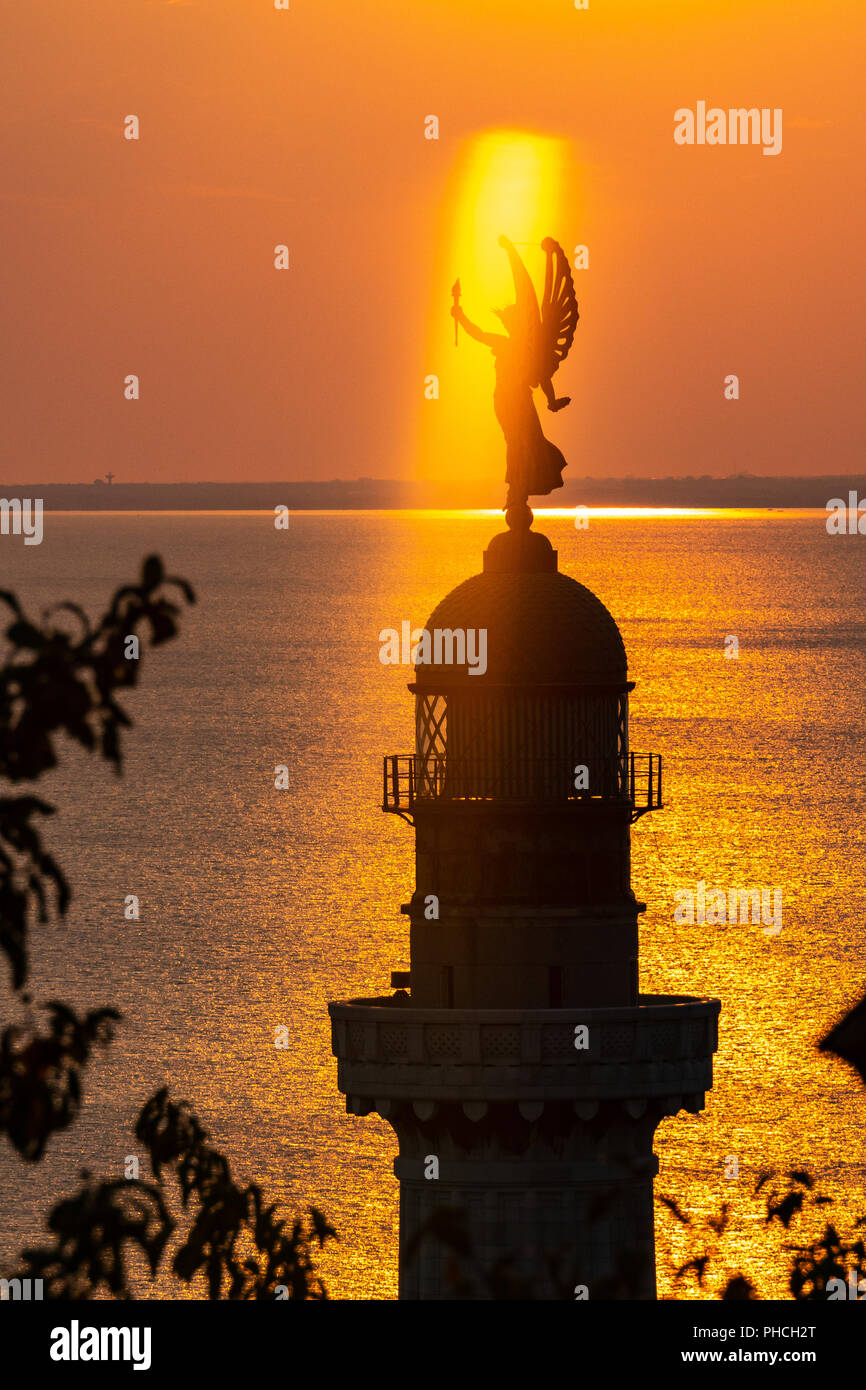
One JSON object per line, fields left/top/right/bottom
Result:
{"left": 329, "top": 992, "right": 720, "bottom": 1107}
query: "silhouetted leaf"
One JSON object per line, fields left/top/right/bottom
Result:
{"left": 658, "top": 1193, "right": 691, "bottom": 1226}
{"left": 820, "top": 993, "right": 866, "bottom": 1085}
{"left": 788, "top": 1169, "right": 814, "bottom": 1189}
{"left": 721, "top": 1275, "right": 759, "bottom": 1300}
{"left": 766, "top": 1191, "right": 805, "bottom": 1229}
{"left": 141, "top": 555, "right": 164, "bottom": 590}
{"left": 754, "top": 1167, "right": 776, "bottom": 1194}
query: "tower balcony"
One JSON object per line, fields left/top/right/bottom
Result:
{"left": 329, "top": 993, "right": 719, "bottom": 1108}
{"left": 382, "top": 752, "right": 662, "bottom": 823}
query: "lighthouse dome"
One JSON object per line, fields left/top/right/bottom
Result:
{"left": 414, "top": 537, "right": 627, "bottom": 689}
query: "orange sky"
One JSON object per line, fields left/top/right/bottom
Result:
{"left": 2, "top": 0, "right": 864, "bottom": 486}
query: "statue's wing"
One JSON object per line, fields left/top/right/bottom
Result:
{"left": 539, "top": 237, "right": 579, "bottom": 378}
{"left": 498, "top": 233, "right": 542, "bottom": 349}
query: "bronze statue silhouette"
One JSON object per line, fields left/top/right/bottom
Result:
{"left": 451, "top": 235, "right": 578, "bottom": 529}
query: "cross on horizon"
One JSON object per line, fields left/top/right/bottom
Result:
{"left": 105, "top": 471, "right": 115, "bottom": 485}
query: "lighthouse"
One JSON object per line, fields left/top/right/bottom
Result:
{"left": 329, "top": 522, "right": 720, "bottom": 1299}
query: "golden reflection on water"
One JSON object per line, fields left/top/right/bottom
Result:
{"left": 1, "top": 510, "right": 863, "bottom": 1300}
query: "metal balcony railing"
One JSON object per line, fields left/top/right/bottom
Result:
{"left": 382, "top": 752, "right": 662, "bottom": 822}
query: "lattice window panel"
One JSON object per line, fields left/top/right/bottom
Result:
{"left": 416, "top": 693, "right": 447, "bottom": 759}
{"left": 425, "top": 1026, "right": 462, "bottom": 1059}
{"left": 601, "top": 1024, "right": 636, "bottom": 1057}
{"left": 480, "top": 1025, "right": 521, "bottom": 1060}
{"left": 348, "top": 1023, "right": 367, "bottom": 1058}
{"left": 617, "top": 692, "right": 629, "bottom": 765}
{"left": 380, "top": 1025, "right": 409, "bottom": 1058}
{"left": 649, "top": 1023, "right": 679, "bottom": 1055}
{"left": 541, "top": 1026, "right": 575, "bottom": 1058}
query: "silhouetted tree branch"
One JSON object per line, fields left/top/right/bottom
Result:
{"left": 0, "top": 555, "right": 195, "bottom": 1162}
{"left": 0, "top": 1001, "right": 120, "bottom": 1162}
{"left": 657, "top": 1165, "right": 865, "bottom": 1301}
{"left": 11, "top": 1089, "right": 336, "bottom": 1299}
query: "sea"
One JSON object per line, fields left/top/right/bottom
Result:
{"left": 0, "top": 509, "right": 863, "bottom": 1299}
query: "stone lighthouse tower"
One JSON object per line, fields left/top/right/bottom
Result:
{"left": 328, "top": 523, "right": 720, "bottom": 1299}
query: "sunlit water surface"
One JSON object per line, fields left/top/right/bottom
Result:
{"left": 1, "top": 511, "right": 863, "bottom": 1299}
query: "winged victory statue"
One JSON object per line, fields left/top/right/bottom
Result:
{"left": 451, "top": 235, "right": 579, "bottom": 529}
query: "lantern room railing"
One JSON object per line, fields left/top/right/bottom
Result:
{"left": 382, "top": 752, "right": 662, "bottom": 822}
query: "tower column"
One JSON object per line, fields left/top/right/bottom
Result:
{"left": 330, "top": 995, "right": 719, "bottom": 1299}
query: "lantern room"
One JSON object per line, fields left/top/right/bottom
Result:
{"left": 384, "top": 526, "right": 661, "bottom": 822}
{"left": 383, "top": 525, "right": 662, "bottom": 1010}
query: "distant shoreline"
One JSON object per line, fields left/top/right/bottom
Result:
{"left": 2, "top": 477, "right": 862, "bottom": 512}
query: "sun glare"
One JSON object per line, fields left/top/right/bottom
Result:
{"left": 455, "top": 132, "right": 565, "bottom": 311}
{"left": 417, "top": 130, "right": 569, "bottom": 492}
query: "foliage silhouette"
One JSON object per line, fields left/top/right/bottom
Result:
{"left": 12, "top": 1088, "right": 336, "bottom": 1299}
{"left": 1, "top": 558, "right": 335, "bottom": 1298}
{"left": 0, "top": 1000, "right": 119, "bottom": 1162}
{"left": 0, "top": 555, "right": 194, "bottom": 1155}
{"left": 657, "top": 1165, "right": 865, "bottom": 1301}
{"left": 820, "top": 993, "right": 866, "bottom": 1086}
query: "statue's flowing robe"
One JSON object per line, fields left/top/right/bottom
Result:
{"left": 492, "top": 340, "right": 566, "bottom": 499}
